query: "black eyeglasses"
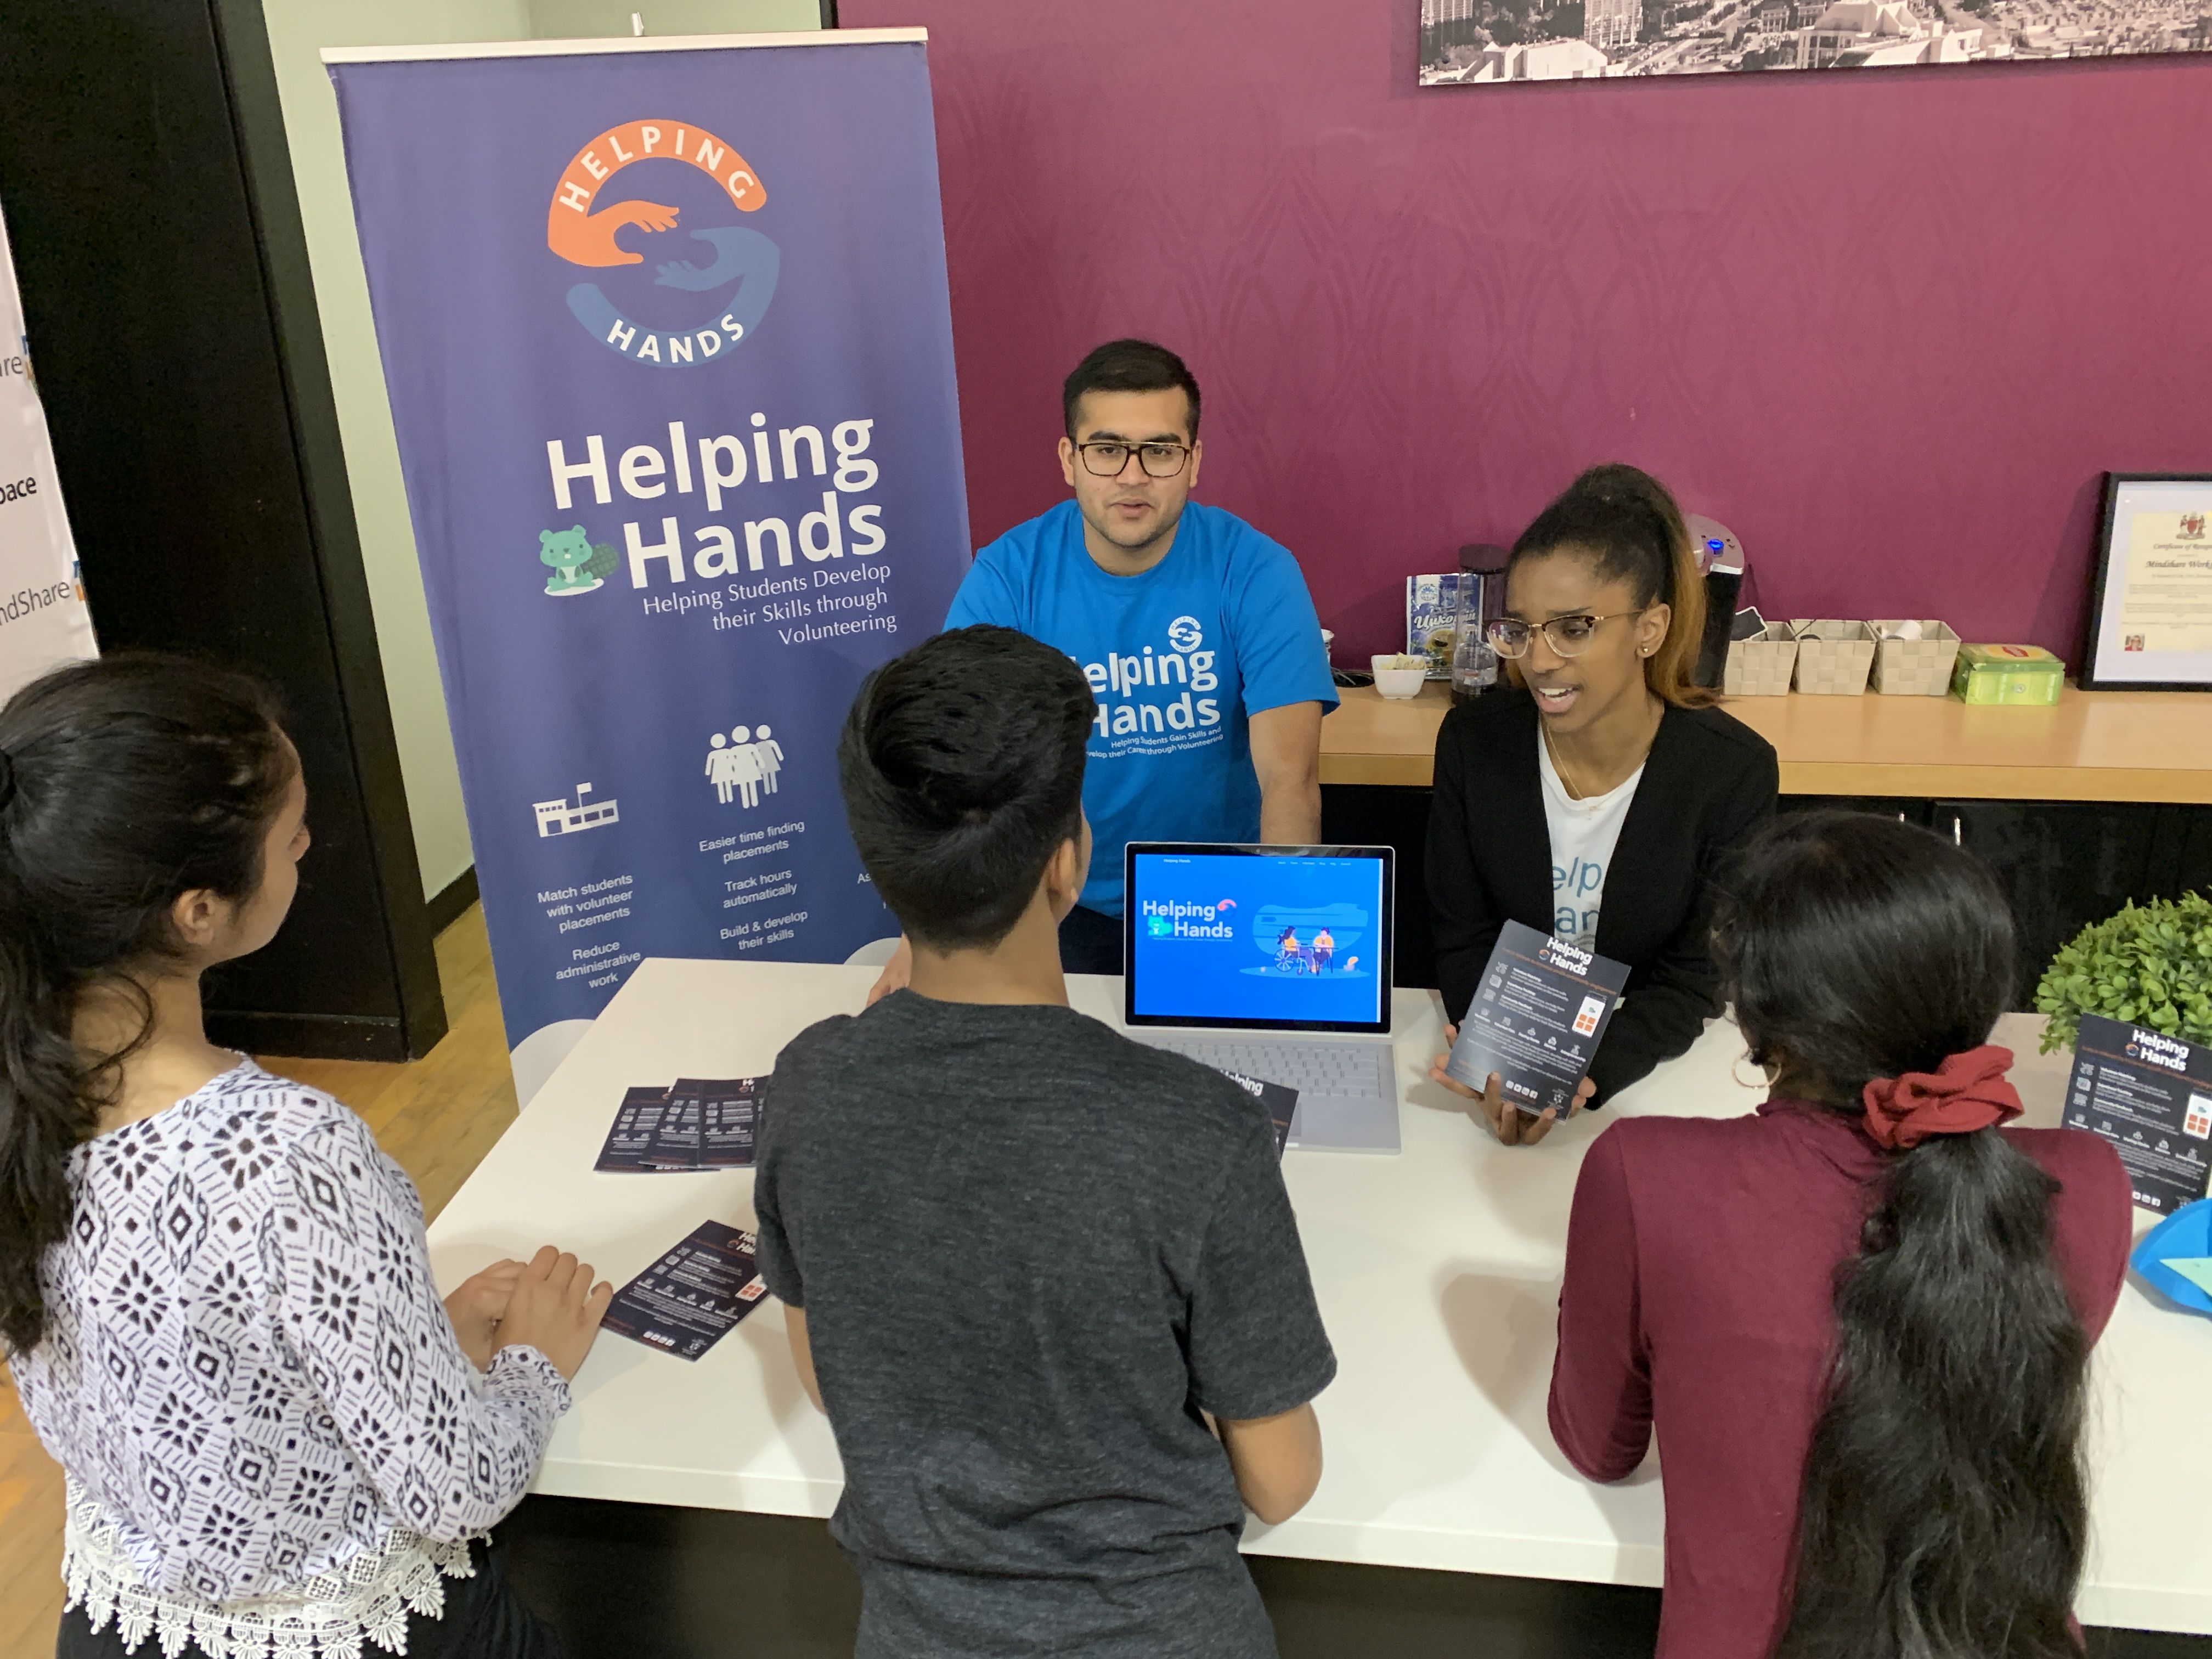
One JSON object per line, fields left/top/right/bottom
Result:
{"left": 1485, "top": 610, "right": 1647, "bottom": 659}
{"left": 1075, "top": 441, "right": 1192, "bottom": 480}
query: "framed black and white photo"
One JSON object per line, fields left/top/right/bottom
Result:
{"left": 1418, "top": 0, "right": 2212, "bottom": 83}
{"left": 2082, "top": 474, "right": 2212, "bottom": 691}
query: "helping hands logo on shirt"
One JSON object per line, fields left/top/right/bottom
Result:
{"left": 1555, "top": 854, "right": 1605, "bottom": 946}
{"left": 1079, "top": 613, "right": 1226, "bottom": 754}
{"left": 548, "top": 119, "right": 782, "bottom": 367}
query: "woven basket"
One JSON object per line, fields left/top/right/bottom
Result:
{"left": 1722, "top": 625, "right": 1798, "bottom": 696}
{"left": 1868, "top": 621, "right": 1962, "bottom": 696}
{"left": 1789, "top": 620, "right": 1877, "bottom": 696}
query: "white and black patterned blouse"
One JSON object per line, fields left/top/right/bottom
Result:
{"left": 12, "top": 1060, "right": 568, "bottom": 1628}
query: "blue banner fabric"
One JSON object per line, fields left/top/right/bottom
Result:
{"left": 329, "top": 37, "right": 967, "bottom": 1054}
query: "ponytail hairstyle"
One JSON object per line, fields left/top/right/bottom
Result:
{"left": 0, "top": 654, "right": 294, "bottom": 1356}
{"left": 1712, "top": 811, "right": 2091, "bottom": 1659}
{"left": 1508, "top": 464, "right": 1713, "bottom": 708}
{"left": 837, "top": 624, "right": 1094, "bottom": 952}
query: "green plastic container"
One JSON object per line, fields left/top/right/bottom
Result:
{"left": 1951, "top": 644, "right": 2064, "bottom": 706}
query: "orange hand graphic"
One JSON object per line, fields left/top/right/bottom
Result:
{"left": 549, "top": 199, "right": 680, "bottom": 268}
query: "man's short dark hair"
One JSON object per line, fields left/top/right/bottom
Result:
{"left": 838, "top": 625, "right": 1096, "bottom": 952}
{"left": 1062, "top": 338, "right": 1201, "bottom": 441}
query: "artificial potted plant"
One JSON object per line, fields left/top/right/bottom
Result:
{"left": 2035, "top": 893, "right": 2212, "bottom": 1054}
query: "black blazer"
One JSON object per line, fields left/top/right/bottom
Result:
{"left": 1426, "top": 687, "right": 1779, "bottom": 1106}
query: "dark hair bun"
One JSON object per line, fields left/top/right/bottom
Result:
{"left": 1510, "top": 462, "right": 1710, "bottom": 708}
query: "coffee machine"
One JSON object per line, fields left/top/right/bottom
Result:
{"left": 1684, "top": 515, "right": 1745, "bottom": 690}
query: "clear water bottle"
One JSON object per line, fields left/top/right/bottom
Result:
{"left": 1450, "top": 571, "right": 1497, "bottom": 701}
{"left": 1451, "top": 630, "right": 1497, "bottom": 699}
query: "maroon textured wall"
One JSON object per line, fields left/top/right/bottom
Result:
{"left": 845, "top": 0, "right": 2212, "bottom": 664}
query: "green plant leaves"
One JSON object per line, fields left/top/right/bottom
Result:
{"left": 2036, "top": 891, "right": 2212, "bottom": 1054}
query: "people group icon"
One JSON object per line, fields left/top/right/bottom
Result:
{"left": 705, "top": 724, "right": 786, "bottom": 809}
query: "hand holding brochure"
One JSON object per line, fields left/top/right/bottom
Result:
{"left": 1446, "top": 920, "right": 1628, "bottom": 1115}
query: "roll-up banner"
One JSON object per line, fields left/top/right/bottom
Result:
{"left": 0, "top": 197, "right": 98, "bottom": 698}
{"left": 327, "top": 31, "right": 967, "bottom": 1086}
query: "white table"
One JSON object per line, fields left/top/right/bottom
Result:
{"left": 427, "top": 961, "right": 2212, "bottom": 1635}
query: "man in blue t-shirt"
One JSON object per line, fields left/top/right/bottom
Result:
{"left": 881, "top": 340, "right": 1335, "bottom": 984}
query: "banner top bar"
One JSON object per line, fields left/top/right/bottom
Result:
{"left": 321, "top": 27, "right": 927, "bottom": 65}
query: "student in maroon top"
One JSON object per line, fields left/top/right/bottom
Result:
{"left": 1550, "top": 811, "right": 2131, "bottom": 1659}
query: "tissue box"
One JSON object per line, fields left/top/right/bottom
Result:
{"left": 1722, "top": 625, "right": 1798, "bottom": 696}
{"left": 1951, "top": 644, "right": 2064, "bottom": 706}
{"left": 1788, "top": 620, "right": 1877, "bottom": 696}
{"left": 1869, "top": 621, "right": 1962, "bottom": 696}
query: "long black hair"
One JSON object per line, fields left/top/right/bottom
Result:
{"left": 1510, "top": 463, "right": 1713, "bottom": 708}
{"left": 1713, "top": 811, "right": 2090, "bottom": 1659}
{"left": 0, "top": 654, "right": 294, "bottom": 1355}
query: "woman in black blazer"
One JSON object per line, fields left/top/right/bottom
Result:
{"left": 1426, "top": 466, "right": 1779, "bottom": 1146}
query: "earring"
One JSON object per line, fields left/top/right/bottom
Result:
{"left": 1730, "top": 1051, "right": 1773, "bottom": 1093}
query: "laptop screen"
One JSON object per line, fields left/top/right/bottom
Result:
{"left": 1123, "top": 843, "right": 1393, "bottom": 1034}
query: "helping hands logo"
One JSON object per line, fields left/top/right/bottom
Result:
{"left": 548, "top": 119, "right": 781, "bottom": 367}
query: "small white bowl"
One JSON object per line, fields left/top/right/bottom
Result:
{"left": 1371, "top": 654, "right": 1427, "bottom": 699}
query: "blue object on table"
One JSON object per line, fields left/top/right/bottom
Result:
{"left": 2131, "top": 1198, "right": 2212, "bottom": 1316}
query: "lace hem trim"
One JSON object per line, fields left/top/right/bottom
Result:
{"left": 61, "top": 1487, "right": 479, "bottom": 1659}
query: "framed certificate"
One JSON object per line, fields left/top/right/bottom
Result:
{"left": 2084, "top": 474, "right": 2212, "bottom": 690}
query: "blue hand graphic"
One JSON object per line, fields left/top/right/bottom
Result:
{"left": 566, "top": 225, "right": 781, "bottom": 366}
{"left": 654, "top": 227, "right": 778, "bottom": 292}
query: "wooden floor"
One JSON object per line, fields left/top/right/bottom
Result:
{"left": 0, "top": 905, "right": 515, "bottom": 1659}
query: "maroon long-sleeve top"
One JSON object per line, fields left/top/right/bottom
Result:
{"left": 1549, "top": 1100, "right": 2132, "bottom": 1659}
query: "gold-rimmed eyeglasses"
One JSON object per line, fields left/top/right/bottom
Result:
{"left": 1484, "top": 610, "right": 1648, "bottom": 659}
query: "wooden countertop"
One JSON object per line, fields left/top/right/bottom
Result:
{"left": 1319, "top": 682, "right": 2212, "bottom": 803}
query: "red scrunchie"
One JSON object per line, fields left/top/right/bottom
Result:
{"left": 1860, "top": 1044, "right": 2023, "bottom": 1150}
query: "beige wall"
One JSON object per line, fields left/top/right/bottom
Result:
{"left": 258, "top": 0, "right": 820, "bottom": 902}
{"left": 261, "top": 0, "right": 529, "bottom": 901}
{"left": 530, "top": 1, "right": 822, "bottom": 36}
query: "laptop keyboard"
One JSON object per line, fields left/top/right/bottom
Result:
{"left": 1136, "top": 1035, "right": 1393, "bottom": 1102}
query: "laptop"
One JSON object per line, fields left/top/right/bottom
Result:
{"left": 1122, "top": 842, "right": 1400, "bottom": 1155}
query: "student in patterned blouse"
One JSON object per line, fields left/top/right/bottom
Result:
{"left": 0, "top": 656, "right": 612, "bottom": 1658}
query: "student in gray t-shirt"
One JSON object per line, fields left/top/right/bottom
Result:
{"left": 755, "top": 623, "right": 1336, "bottom": 1659}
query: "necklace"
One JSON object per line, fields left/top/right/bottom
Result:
{"left": 1542, "top": 698, "right": 1661, "bottom": 803}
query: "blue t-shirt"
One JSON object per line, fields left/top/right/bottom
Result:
{"left": 946, "top": 500, "right": 1336, "bottom": 916}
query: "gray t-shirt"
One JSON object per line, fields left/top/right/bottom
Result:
{"left": 754, "top": 991, "right": 1336, "bottom": 1659}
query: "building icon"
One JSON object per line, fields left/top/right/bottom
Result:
{"left": 1586, "top": 0, "right": 1641, "bottom": 50}
{"left": 534, "top": 782, "right": 620, "bottom": 838}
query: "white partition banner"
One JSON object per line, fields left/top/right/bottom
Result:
{"left": 0, "top": 198, "right": 97, "bottom": 700}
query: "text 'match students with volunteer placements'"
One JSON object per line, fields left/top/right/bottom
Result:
{"left": 0, "top": 656, "right": 608, "bottom": 1659}
{"left": 1426, "top": 465, "right": 1780, "bottom": 1145}
{"left": 754, "top": 625, "right": 1336, "bottom": 1659}
{"left": 873, "top": 338, "right": 1336, "bottom": 991}
{"left": 1551, "top": 812, "right": 2131, "bottom": 1659}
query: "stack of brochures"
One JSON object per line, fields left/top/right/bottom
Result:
{"left": 595, "top": 1077, "right": 768, "bottom": 1172}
